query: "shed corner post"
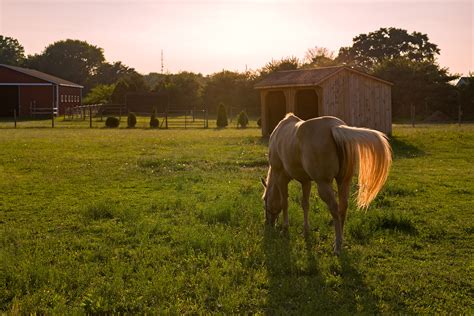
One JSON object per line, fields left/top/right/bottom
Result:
{"left": 285, "top": 88, "right": 296, "bottom": 114}
{"left": 260, "top": 90, "right": 269, "bottom": 136}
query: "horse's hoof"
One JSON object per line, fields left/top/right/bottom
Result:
{"left": 333, "top": 242, "right": 342, "bottom": 255}
{"left": 303, "top": 229, "right": 310, "bottom": 237}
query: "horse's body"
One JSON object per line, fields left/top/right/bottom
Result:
{"left": 262, "top": 114, "right": 392, "bottom": 254}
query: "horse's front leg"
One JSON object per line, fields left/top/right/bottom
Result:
{"left": 279, "top": 176, "right": 290, "bottom": 230}
{"left": 301, "top": 181, "right": 311, "bottom": 234}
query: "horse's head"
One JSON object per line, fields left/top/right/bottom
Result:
{"left": 261, "top": 170, "right": 282, "bottom": 226}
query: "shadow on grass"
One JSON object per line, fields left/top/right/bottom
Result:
{"left": 262, "top": 226, "right": 379, "bottom": 314}
{"left": 390, "top": 136, "right": 425, "bottom": 159}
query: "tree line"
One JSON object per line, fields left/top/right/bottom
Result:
{"left": 1, "top": 27, "right": 472, "bottom": 119}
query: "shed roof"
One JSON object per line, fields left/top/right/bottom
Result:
{"left": 0, "top": 64, "right": 83, "bottom": 88}
{"left": 254, "top": 66, "right": 392, "bottom": 89}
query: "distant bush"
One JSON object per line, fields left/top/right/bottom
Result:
{"left": 216, "top": 103, "right": 228, "bottom": 128}
{"left": 150, "top": 110, "right": 159, "bottom": 128}
{"left": 105, "top": 116, "right": 120, "bottom": 128}
{"left": 237, "top": 111, "right": 249, "bottom": 128}
{"left": 127, "top": 112, "right": 137, "bottom": 128}
{"left": 257, "top": 117, "right": 261, "bottom": 127}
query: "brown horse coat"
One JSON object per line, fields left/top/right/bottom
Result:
{"left": 262, "top": 114, "right": 392, "bottom": 254}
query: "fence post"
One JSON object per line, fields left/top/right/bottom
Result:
{"left": 165, "top": 110, "right": 168, "bottom": 129}
{"left": 52, "top": 108, "right": 55, "bottom": 128}
{"left": 14, "top": 108, "right": 17, "bottom": 128}
{"left": 89, "top": 106, "right": 93, "bottom": 128}
{"left": 185, "top": 111, "right": 187, "bottom": 129}
{"left": 205, "top": 104, "right": 208, "bottom": 128}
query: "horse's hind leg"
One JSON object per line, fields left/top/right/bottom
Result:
{"left": 337, "top": 179, "right": 351, "bottom": 232}
{"left": 317, "top": 181, "right": 342, "bottom": 254}
{"left": 301, "top": 181, "right": 311, "bottom": 234}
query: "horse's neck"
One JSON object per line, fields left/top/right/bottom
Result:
{"left": 267, "top": 167, "right": 283, "bottom": 187}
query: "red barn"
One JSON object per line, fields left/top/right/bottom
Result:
{"left": 0, "top": 64, "right": 83, "bottom": 117}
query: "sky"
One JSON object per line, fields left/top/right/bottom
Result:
{"left": 0, "top": 0, "right": 472, "bottom": 75}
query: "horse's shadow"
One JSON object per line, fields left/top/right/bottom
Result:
{"left": 390, "top": 136, "right": 425, "bottom": 159}
{"left": 262, "top": 226, "right": 379, "bottom": 314}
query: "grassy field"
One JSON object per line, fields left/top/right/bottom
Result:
{"left": 0, "top": 121, "right": 473, "bottom": 313}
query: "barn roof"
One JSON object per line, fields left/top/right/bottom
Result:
{"left": 0, "top": 64, "right": 83, "bottom": 88}
{"left": 254, "top": 66, "right": 392, "bottom": 89}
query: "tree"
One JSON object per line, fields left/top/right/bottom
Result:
{"left": 237, "top": 111, "right": 249, "bottom": 128}
{"left": 259, "top": 56, "right": 300, "bottom": 77}
{"left": 372, "top": 58, "right": 457, "bottom": 118}
{"left": 111, "top": 80, "right": 129, "bottom": 104}
{"left": 25, "top": 39, "right": 106, "bottom": 92}
{"left": 216, "top": 103, "right": 228, "bottom": 128}
{"left": 153, "top": 72, "right": 205, "bottom": 111}
{"left": 110, "top": 73, "right": 148, "bottom": 104}
{"left": 83, "top": 84, "right": 115, "bottom": 105}
{"left": 127, "top": 112, "right": 137, "bottom": 128}
{"left": 202, "top": 70, "right": 259, "bottom": 115}
{"left": 457, "top": 73, "right": 474, "bottom": 120}
{"left": 337, "top": 28, "right": 440, "bottom": 71}
{"left": 91, "top": 61, "right": 137, "bottom": 86}
{"left": 303, "top": 46, "right": 339, "bottom": 68}
{"left": 0, "top": 36, "right": 25, "bottom": 65}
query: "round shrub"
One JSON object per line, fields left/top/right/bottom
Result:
{"left": 237, "top": 111, "right": 249, "bottom": 128}
{"left": 127, "top": 112, "right": 137, "bottom": 128}
{"left": 216, "top": 103, "right": 228, "bottom": 128}
{"left": 257, "top": 117, "right": 262, "bottom": 127}
{"left": 105, "top": 116, "right": 120, "bottom": 128}
{"left": 150, "top": 112, "right": 159, "bottom": 128}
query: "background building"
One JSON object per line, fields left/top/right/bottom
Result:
{"left": 0, "top": 64, "right": 83, "bottom": 117}
{"left": 255, "top": 66, "right": 392, "bottom": 136}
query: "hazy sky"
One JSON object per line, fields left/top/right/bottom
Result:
{"left": 0, "top": 0, "right": 472, "bottom": 75}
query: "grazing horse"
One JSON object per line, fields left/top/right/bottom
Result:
{"left": 261, "top": 113, "right": 392, "bottom": 254}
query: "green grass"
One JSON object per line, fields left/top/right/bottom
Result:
{"left": 0, "top": 122, "right": 473, "bottom": 313}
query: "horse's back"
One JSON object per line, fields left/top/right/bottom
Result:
{"left": 269, "top": 115, "right": 346, "bottom": 182}
{"left": 296, "top": 116, "right": 345, "bottom": 182}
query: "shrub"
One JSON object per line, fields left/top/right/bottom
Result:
{"left": 127, "top": 112, "right": 137, "bottom": 128}
{"left": 105, "top": 116, "right": 120, "bottom": 128}
{"left": 237, "top": 111, "right": 249, "bottom": 128}
{"left": 257, "top": 117, "right": 261, "bottom": 127}
{"left": 216, "top": 103, "right": 228, "bottom": 128}
{"left": 150, "top": 110, "right": 159, "bottom": 128}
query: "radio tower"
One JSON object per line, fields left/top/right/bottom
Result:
{"left": 161, "top": 50, "right": 164, "bottom": 74}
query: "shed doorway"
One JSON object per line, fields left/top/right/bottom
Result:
{"left": 0, "top": 86, "right": 19, "bottom": 117}
{"left": 266, "top": 91, "right": 286, "bottom": 134}
{"left": 295, "top": 89, "right": 318, "bottom": 120}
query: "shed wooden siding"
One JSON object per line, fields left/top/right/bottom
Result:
{"left": 318, "top": 69, "right": 391, "bottom": 134}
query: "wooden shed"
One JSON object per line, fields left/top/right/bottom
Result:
{"left": 254, "top": 66, "right": 392, "bottom": 136}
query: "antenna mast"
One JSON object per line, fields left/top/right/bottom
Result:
{"left": 161, "top": 49, "right": 164, "bottom": 74}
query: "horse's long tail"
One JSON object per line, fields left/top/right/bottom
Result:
{"left": 331, "top": 125, "right": 392, "bottom": 208}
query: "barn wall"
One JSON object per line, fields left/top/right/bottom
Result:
{"left": 19, "top": 86, "right": 54, "bottom": 116}
{"left": 320, "top": 69, "right": 391, "bottom": 134}
{"left": 58, "top": 86, "right": 82, "bottom": 115}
